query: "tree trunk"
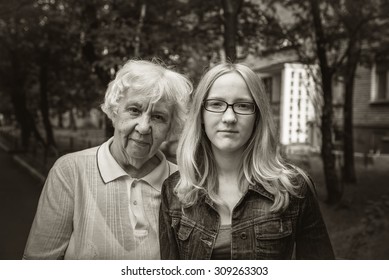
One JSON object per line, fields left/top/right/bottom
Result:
{"left": 39, "top": 50, "right": 56, "bottom": 147}
{"left": 10, "top": 87, "right": 31, "bottom": 150}
{"left": 134, "top": 2, "right": 146, "bottom": 58}
{"left": 221, "top": 0, "right": 242, "bottom": 62}
{"left": 69, "top": 108, "right": 77, "bottom": 131}
{"left": 321, "top": 79, "right": 342, "bottom": 203}
{"left": 342, "top": 44, "right": 360, "bottom": 183}
{"left": 309, "top": 0, "right": 342, "bottom": 203}
{"left": 81, "top": 2, "right": 111, "bottom": 139}
{"left": 58, "top": 108, "right": 63, "bottom": 128}
{"left": 9, "top": 51, "right": 45, "bottom": 150}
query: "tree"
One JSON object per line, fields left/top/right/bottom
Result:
{"left": 1, "top": 0, "right": 266, "bottom": 150}
{"left": 221, "top": 0, "right": 243, "bottom": 62}
{"left": 260, "top": 0, "right": 389, "bottom": 202}
{"left": 334, "top": 0, "right": 389, "bottom": 183}
{"left": 309, "top": 0, "right": 342, "bottom": 203}
{"left": 0, "top": 0, "right": 46, "bottom": 150}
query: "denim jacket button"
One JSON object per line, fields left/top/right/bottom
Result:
{"left": 240, "top": 232, "right": 247, "bottom": 240}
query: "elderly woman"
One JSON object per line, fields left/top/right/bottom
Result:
{"left": 23, "top": 60, "right": 192, "bottom": 259}
{"left": 159, "top": 63, "right": 334, "bottom": 259}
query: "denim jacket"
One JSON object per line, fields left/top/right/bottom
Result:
{"left": 159, "top": 171, "right": 335, "bottom": 260}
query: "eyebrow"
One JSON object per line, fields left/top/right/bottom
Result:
{"left": 152, "top": 108, "right": 170, "bottom": 116}
{"left": 124, "top": 101, "right": 143, "bottom": 107}
{"left": 123, "top": 100, "right": 171, "bottom": 115}
{"left": 207, "top": 97, "right": 254, "bottom": 102}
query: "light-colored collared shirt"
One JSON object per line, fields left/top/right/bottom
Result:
{"left": 23, "top": 137, "right": 177, "bottom": 259}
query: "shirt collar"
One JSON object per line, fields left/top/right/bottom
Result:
{"left": 141, "top": 151, "right": 171, "bottom": 192}
{"left": 97, "top": 137, "right": 173, "bottom": 192}
{"left": 97, "top": 137, "right": 128, "bottom": 183}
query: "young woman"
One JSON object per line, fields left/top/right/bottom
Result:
{"left": 159, "top": 63, "right": 334, "bottom": 260}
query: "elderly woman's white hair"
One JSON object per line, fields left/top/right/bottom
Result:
{"left": 101, "top": 59, "right": 193, "bottom": 140}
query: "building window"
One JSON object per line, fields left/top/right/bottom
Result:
{"left": 377, "top": 68, "right": 388, "bottom": 100}
{"left": 372, "top": 62, "right": 389, "bottom": 101}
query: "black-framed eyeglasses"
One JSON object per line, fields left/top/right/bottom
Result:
{"left": 203, "top": 99, "right": 256, "bottom": 115}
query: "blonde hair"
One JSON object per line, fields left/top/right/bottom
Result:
{"left": 101, "top": 59, "right": 193, "bottom": 140}
{"left": 175, "top": 62, "right": 311, "bottom": 213}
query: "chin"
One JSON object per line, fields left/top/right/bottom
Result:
{"left": 217, "top": 146, "right": 243, "bottom": 154}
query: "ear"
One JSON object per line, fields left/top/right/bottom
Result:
{"left": 111, "top": 112, "right": 118, "bottom": 128}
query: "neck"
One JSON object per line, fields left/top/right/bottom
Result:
{"left": 212, "top": 148, "right": 242, "bottom": 177}
{"left": 125, "top": 155, "right": 160, "bottom": 178}
{"left": 110, "top": 142, "right": 160, "bottom": 178}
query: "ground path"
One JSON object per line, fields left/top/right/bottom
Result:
{"left": 0, "top": 148, "right": 42, "bottom": 259}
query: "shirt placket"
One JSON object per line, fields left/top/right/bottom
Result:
{"left": 127, "top": 179, "right": 149, "bottom": 237}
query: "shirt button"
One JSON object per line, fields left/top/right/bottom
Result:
{"left": 133, "top": 201, "right": 137, "bottom": 205}
{"left": 240, "top": 232, "right": 247, "bottom": 240}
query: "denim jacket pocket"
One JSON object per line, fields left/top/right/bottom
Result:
{"left": 172, "top": 217, "right": 196, "bottom": 259}
{"left": 254, "top": 218, "right": 294, "bottom": 259}
{"left": 177, "top": 220, "right": 195, "bottom": 241}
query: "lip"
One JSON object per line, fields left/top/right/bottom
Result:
{"left": 130, "top": 139, "right": 150, "bottom": 145}
{"left": 218, "top": 130, "right": 239, "bottom": 133}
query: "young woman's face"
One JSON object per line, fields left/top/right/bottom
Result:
{"left": 202, "top": 72, "right": 256, "bottom": 157}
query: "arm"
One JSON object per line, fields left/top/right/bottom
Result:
{"left": 295, "top": 183, "right": 335, "bottom": 259}
{"left": 23, "top": 159, "right": 74, "bottom": 259}
{"left": 159, "top": 182, "right": 180, "bottom": 260}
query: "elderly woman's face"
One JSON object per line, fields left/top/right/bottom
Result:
{"left": 111, "top": 91, "right": 173, "bottom": 168}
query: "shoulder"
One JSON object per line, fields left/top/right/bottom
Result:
{"left": 55, "top": 146, "right": 98, "bottom": 165}
{"left": 161, "top": 171, "right": 181, "bottom": 205}
{"left": 162, "top": 171, "right": 181, "bottom": 192}
{"left": 286, "top": 165, "right": 316, "bottom": 199}
{"left": 166, "top": 160, "right": 178, "bottom": 174}
{"left": 51, "top": 146, "right": 99, "bottom": 175}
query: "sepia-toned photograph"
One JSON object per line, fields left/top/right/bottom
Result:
{"left": 0, "top": 0, "right": 388, "bottom": 261}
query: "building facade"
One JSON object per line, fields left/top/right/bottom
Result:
{"left": 254, "top": 62, "right": 321, "bottom": 153}
{"left": 333, "top": 62, "right": 389, "bottom": 154}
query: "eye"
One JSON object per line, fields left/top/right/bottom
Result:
{"left": 207, "top": 100, "right": 224, "bottom": 108}
{"left": 236, "top": 102, "right": 254, "bottom": 110}
{"left": 127, "top": 107, "right": 141, "bottom": 116}
{"left": 235, "top": 103, "right": 249, "bottom": 109}
{"left": 152, "top": 114, "right": 166, "bottom": 122}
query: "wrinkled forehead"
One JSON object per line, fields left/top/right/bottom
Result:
{"left": 121, "top": 90, "right": 173, "bottom": 112}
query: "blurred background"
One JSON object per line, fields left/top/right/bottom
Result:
{"left": 0, "top": 0, "right": 388, "bottom": 259}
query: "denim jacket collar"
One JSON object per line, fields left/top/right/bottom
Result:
{"left": 203, "top": 182, "right": 275, "bottom": 209}
{"left": 248, "top": 183, "right": 275, "bottom": 202}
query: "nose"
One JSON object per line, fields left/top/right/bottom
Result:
{"left": 222, "top": 106, "right": 237, "bottom": 124}
{"left": 135, "top": 115, "right": 151, "bottom": 134}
